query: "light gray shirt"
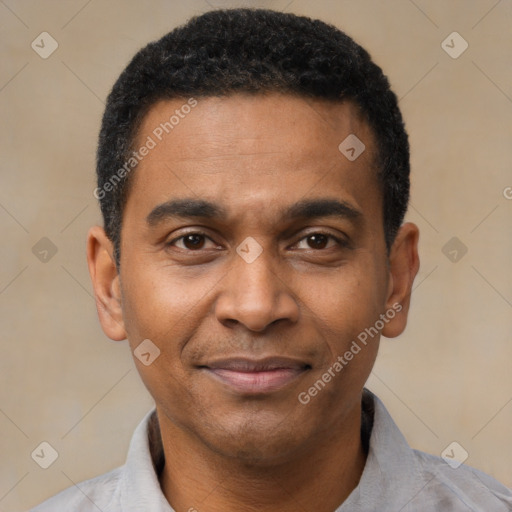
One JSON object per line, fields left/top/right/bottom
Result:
{"left": 30, "top": 390, "right": 512, "bottom": 511}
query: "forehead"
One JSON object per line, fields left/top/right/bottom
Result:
{"left": 135, "top": 93, "right": 373, "bottom": 164}
{"left": 125, "top": 94, "right": 381, "bottom": 230}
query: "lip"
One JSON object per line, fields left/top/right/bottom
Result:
{"left": 203, "top": 357, "right": 310, "bottom": 394}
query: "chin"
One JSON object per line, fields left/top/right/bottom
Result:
{"left": 199, "top": 413, "right": 310, "bottom": 467}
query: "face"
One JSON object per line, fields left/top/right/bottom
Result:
{"left": 88, "top": 93, "right": 419, "bottom": 465}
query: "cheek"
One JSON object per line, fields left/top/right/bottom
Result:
{"left": 119, "top": 262, "right": 220, "bottom": 400}
{"left": 119, "top": 269, "right": 201, "bottom": 417}
{"left": 302, "top": 261, "right": 386, "bottom": 343}
{"left": 120, "top": 260, "right": 216, "bottom": 345}
{"left": 295, "top": 268, "right": 384, "bottom": 412}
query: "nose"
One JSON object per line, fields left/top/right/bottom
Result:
{"left": 214, "top": 250, "right": 300, "bottom": 332}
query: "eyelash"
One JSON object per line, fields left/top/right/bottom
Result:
{"left": 166, "top": 230, "right": 348, "bottom": 251}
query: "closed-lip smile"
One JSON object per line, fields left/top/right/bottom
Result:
{"left": 202, "top": 357, "right": 311, "bottom": 394}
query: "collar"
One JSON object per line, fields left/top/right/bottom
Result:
{"left": 338, "top": 389, "right": 426, "bottom": 510}
{"left": 118, "top": 389, "right": 425, "bottom": 511}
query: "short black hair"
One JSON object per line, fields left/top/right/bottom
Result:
{"left": 96, "top": 8, "right": 410, "bottom": 269}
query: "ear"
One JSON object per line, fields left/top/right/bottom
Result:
{"left": 86, "top": 225, "right": 127, "bottom": 341}
{"left": 381, "top": 222, "right": 420, "bottom": 338}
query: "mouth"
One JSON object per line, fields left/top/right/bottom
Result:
{"left": 201, "top": 357, "right": 311, "bottom": 394}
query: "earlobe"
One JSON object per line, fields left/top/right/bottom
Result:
{"left": 381, "top": 222, "right": 420, "bottom": 339}
{"left": 86, "top": 226, "right": 127, "bottom": 341}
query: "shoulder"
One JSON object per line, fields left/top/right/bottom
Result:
{"left": 412, "top": 449, "right": 512, "bottom": 510}
{"left": 29, "top": 466, "right": 123, "bottom": 512}
{"left": 359, "top": 390, "right": 512, "bottom": 511}
{"left": 29, "top": 408, "right": 169, "bottom": 512}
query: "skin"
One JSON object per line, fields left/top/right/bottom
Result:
{"left": 87, "top": 93, "right": 419, "bottom": 512}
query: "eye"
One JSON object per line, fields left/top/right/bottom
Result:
{"left": 294, "top": 232, "right": 345, "bottom": 250}
{"left": 167, "top": 232, "right": 218, "bottom": 251}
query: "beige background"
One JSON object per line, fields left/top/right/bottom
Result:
{"left": 1, "top": 0, "right": 511, "bottom": 510}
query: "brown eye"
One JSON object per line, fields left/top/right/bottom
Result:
{"left": 293, "top": 232, "right": 347, "bottom": 251}
{"left": 306, "top": 234, "right": 329, "bottom": 249}
{"left": 181, "top": 234, "right": 206, "bottom": 250}
{"left": 168, "top": 232, "right": 217, "bottom": 251}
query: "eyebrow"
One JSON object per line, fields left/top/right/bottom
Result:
{"left": 146, "top": 197, "right": 362, "bottom": 227}
{"left": 146, "top": 199, "right": 227, "bottom": 226}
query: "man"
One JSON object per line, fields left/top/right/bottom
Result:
{"left": 32, "top": 8, "right": 512, "bottom": 511}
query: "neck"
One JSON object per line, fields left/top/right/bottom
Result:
{"left": 157, "top": 403, "right": 366, "bottom": 512}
